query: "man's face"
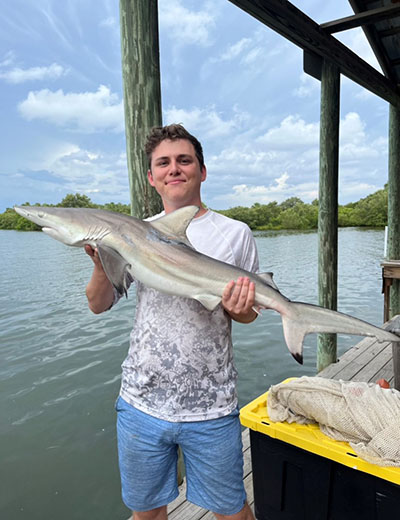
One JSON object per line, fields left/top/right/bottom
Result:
{"left": 147, "top": 139, "right": 206, "bottom": 212}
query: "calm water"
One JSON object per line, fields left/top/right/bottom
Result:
{"left": 0, "top": 228, "right": 386, "bottom": 519}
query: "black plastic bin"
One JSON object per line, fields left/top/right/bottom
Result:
{"left": 250, "top": 429, "right": 400, "bottom": 520}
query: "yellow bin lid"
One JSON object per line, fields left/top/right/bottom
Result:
{"left": 240, "top": 378, "right": 400, "bottom": 485}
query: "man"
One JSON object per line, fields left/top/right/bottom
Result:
{"left": 85, "top": 124, "right": 258, "bottom": 520}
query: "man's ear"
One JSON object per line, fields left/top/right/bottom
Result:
{"left": 201, "top": 165, "right": 207, "bottom": 182}
{"left": 147, "top": 169, "right": 155, "bottom": 186}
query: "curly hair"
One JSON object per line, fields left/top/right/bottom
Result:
{"left": 145, "top": 124, "right": 204, "bottom": 169}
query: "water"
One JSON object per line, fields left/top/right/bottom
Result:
{"left": 0, "top": 228, "right": 385, "bottom": 519}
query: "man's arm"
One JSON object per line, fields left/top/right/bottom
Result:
{"left": 222, "top": 276, "right": 258, "bottom": 324}
{"left": 85, "top": 245, "right": 115, "bottom": 314}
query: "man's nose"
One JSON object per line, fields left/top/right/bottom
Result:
{"left": 168, "top": 160, "right": 180, "bottom": 175}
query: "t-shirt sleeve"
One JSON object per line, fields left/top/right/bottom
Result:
{"left": 238, "top": 225, "right": 260, "bottom": 274}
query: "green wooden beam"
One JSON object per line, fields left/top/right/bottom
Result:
{"left": 120, "top": 0, "right": 163, "bottom": 218}
{"left": 317, "top": 59, "right": 340, "bottom": 372}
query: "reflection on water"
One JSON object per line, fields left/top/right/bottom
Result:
{"left": 0, "top": 228, "right": 386, "bottom": 519}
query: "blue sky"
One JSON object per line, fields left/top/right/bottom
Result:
{"left": 0, "top": 0, "right": 390, "bottom": 212}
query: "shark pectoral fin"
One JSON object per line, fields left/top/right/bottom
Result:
{"left": 149, "top": 206, "right": 199, "bottom": 247}
{"left": 258, "top": 272, "right": 280, "bottom": 291}
{"left": 194, "top": 294, "right": 222, "bottom": 311}
{"left": 96, "top": 244, "right": 133, "bottom": 298}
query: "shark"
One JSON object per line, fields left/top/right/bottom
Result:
{"left": 14, "top": 204, "right": 399, "bottom": 364}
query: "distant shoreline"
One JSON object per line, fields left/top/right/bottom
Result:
{"left": 1, "top": 188, "right": 388, "bottom": 231}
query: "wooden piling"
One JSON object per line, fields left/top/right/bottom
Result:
{"left": 387, "top": 104, "right": 400, "bottom": 318}
{"left": 119, "top": 0, "right": 163, "bottom": 218}
{"left": 317, "top": 59, "right": 340, "bottom": 372}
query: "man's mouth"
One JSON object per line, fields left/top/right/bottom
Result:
{"left": 167, "top": 179, "right": 185, "bottom": 185}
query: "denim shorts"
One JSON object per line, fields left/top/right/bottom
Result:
{"left": 115, "top": 396, "right": 246, "bottom": 515}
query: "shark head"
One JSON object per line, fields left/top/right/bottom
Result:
{"left": 14, "top": 206, "right": 98, "bottom": 246}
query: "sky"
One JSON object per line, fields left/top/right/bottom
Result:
{"left": 0, "top": 0, "right": 391, "bottom": 212}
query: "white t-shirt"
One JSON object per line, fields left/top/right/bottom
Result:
{"left": 119, "top": 210, "right": 259, "bottom": 422}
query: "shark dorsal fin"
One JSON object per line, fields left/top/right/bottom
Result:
{"left": 149, "top": 206, "right": 200, "bottom": 244}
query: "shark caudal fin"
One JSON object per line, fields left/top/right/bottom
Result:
{"left": 280, "top": 301, "right": 400, "bottom": 365}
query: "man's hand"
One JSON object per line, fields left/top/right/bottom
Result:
{"left": 84, "top": 244, "right": 103, "bottom": 269}
{"left": 222, "top": 277, "right": 258, "bottom": 323}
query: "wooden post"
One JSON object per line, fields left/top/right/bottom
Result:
{"left": 120, "top": 0, "right": 163, "bottom": 218}
{"left": 317, "top": 59, "right": 340, "bottom": 372}
{"left": 387, "top": 104, "right": 400, "bottom": 318}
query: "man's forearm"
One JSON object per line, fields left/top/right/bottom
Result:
{"left": 86, "top": 267, "right": 114, "bottom": 314}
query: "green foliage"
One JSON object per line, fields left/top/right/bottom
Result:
{"left": 103, "top": 202, "right": 131, "bottom": 215}
{"left": 218, "top": 186, "right": 388, "bottom": 230}
{"left": 279, "top": 201, "right": 318, "bottom": 230}
{"left": 0, "top": 187, "right": 390, "bottom": 231}
{"left": 343, "top": 189, "right": 388, "bottom": 227}
{"left": 58, "top": 193, "right": 95, "bottom": 208}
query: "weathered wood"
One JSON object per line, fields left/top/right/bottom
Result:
{"left": 387, "top": 104, "right": 400, "bottom": 318}
{"left": 319, "top": 339, "right": 395, "bottom": 385}
{"left": 227, "top": 0, "right": 400, "bottom": 107}
{"left": 320, "top": 5, "right": 400, "bottom": 34}
{"left": 119, "top": 0, "right": 163, "bottom": 218}
{"left": 317, "top": 59, "right": 340, "bottom": 372}
{"left": 348, "top": 0, "right": 398, "bottom": 83}
{"left": 319, "top": 315, "right": 400, "bottom": 385}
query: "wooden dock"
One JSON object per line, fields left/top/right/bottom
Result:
{"left": 167, "top": 316, "right": 400, "bottom": 518}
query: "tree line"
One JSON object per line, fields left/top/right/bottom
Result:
{"left": 0, "top": 187, "right": 388, "bottom": 232}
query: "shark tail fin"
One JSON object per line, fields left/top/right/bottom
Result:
{"left": 280, "top": 300, "right": 400, "bottom": 365}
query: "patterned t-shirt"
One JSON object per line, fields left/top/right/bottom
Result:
{"left": 119, "top": 210, "right": 259, "bottom": 422}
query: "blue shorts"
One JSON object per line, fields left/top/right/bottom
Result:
{"left": 115, "top": 396, "right": 246, "bottom": 515}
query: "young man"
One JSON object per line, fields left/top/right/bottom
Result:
{"left": 85, "top": 124, "right": 258, "bottom": 520}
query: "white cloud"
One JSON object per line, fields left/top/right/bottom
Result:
{"left": 257, "top": 115, "right": 319, "bottom": 148}
{"left": 202, "top": 109, "right": 388, "bottom": 208}
{"left": 18, "top": 85, "right": 124, "bottom": 133}
{"left": 339, "top": 181, "right": 382, "bottom": 201}
{"left": 211, "top": 174, "right": 318, "bottom": 207}
{"left": 164, "top": 105, "right": 249, "bottom": 139}
{"left": 293, "top": 72, "right": 320, "bottom": 98}
{"left": 216, "top": 38, "right": 252, "bottom": 62}
{"left": 208, "top": 27, "right": 288, "bottom": 69}
{"left": 159, "top": 0, "right": 216, "bottom": 47}
{"left": 0, "top": 63, "right": 66, "bottom": 83}
{"left": 0, "top": 50, "right": 16, "bottom": 68}
{"left": 339, "top": 112, "right": 386, "bottom": 164}
{"left": 99, "top": 16, "right": 117, "bottom": 28}
{"left": 24, "top": 144, "right": 130, "bottom": 203}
